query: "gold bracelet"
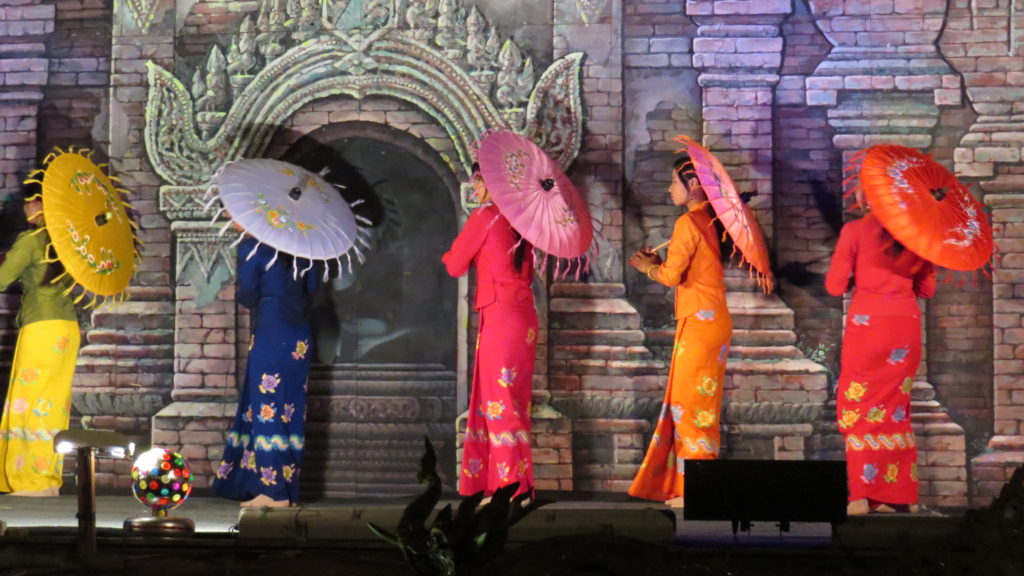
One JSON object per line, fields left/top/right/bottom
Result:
{"left": 645, "top": 263, "right": 658, "bottom": 281}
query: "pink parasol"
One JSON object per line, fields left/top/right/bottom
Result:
{"left": 673, "top": 135, "right": 773, "bottom": 292}
{"left": 476, "top": 129, "right": 594, "bottom": 276}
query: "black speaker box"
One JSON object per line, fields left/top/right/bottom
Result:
{"left": 684, "top": 460, "right": 847, "bottom": 531}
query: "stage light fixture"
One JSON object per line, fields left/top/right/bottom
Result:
{"left": 123, "top": 447, "right": 195, "bottom": 537}
{"left": 52, "top": 429, "right": 134, "bottom": 560}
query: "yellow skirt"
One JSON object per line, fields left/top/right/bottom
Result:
{"left": 0, "top": 319, "right": 80, "bottom": 493}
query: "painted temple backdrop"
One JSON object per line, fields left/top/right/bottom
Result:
{"left": 0, "top": 0, "right": 1021, "bottom": 508}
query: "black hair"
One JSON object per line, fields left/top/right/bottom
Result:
{"left": 512, "top": 230, "right": 528, "bottom": 272}
{"left": 672, "top": 154, "right": 697, "bottom": 184}
{"left": 471, "top": 161, "right": 526, "bottom": 270}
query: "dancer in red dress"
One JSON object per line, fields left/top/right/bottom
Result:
{"left": 826, "top": 213, "right": 936, "bottom": 515}
{"left": 443, "top": 164, "right": 537, "bottom": 497}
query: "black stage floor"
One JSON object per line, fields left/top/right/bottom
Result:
{"left": 0, "top": 491, "right": 997, "bottom": 576}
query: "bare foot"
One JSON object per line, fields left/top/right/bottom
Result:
{"left": 872, "top": 503, "right": 897, "bottom": 513}
{"left": 241, "top": 494, "right": 290, "bottom": 508}
{"left": 664, "top": 496, "right": 685, "bottom": 508}
{"left": 847, "top": 499, "right": 869, "bottom": 516}
{"left": 908, "top": 504, "right": 920, "bottom": 514}
{"left": 9, "top": 487, "right": 59, "bottom": 497}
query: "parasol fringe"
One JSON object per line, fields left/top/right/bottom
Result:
{"left": 23, "top": 176, "right": 43, "bottom": 184}
{"left": 345, "top": 252, "right": 353, "bottom": 275}
{"left": 349, "top": 199, "right": 365, "bottom": 207}
{"left": 353, "top": 245, "right": 366, "bottom": 265}
{"left": 246, "top": 240, "right": 261, "bottom": 262}
{"left": 292, "top": 254, "right": 299, "bottom": 280}
{"left": 202, "top": 190, "right": 221, "bottom": 212}
{"left": 210, "top": 206, "right": 227, "bottom": 225}
{"left": 357, "top": 234, "right": 371, "bottom": 249}
{"left": 83, "top": 294, "right": 100, "bottom": 310}
{"left": 218, "top": 219, "right": 235, "bottom": 237}
{"left": 265, "top": 249, "right": 279, "bottom": 272}
{"left": 355, "top": 215, "right": 373, "bottom": 226}
{"left": 300, "top": 258, "right": 315, "bottom": 278}
{"left": 73, "top": 290, "right": 87, "bottom": 304}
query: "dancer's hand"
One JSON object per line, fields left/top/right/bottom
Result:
{"left": 629, "top": 249, "right": 661, "bottom": 274}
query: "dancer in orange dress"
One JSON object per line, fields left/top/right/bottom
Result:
{"left": 628, "top": 156, "right": 733, "bottom": 507}
{"left": 826, "top": 213, "right": 935, "bottom": 515}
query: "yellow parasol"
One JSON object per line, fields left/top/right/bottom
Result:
{"left": 23, "top": 147, "right": 140, "bottom": 307}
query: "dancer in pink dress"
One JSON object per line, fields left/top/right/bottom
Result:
{"left": 443, "top": 163, "right": 537, "bottom": 497}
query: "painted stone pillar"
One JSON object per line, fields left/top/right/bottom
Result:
{"left": 805, "top": 0, "right": 968, "bottom": 508}
{"left": 806, "top": 0, "right": 961, "bottom": 156}
{"left": 943, "top": 1, "right": 1024, "bottom": 507}
{"left": 688, "top": 0, "right": 793, "bottom": 238}
{"left": 0, "top": 0, "right": 54, "bottom": 197}
{"left": 976, "top": 194, "right": 1024, "bottom": 504}
{"left": 102, "top": 0, "right": 207, "bottom": 484}
{"left": 0, "top": 2, "right": 54, "bottom": 377}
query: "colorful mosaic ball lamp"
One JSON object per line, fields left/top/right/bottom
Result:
{"left": 131, "top": 448, "right": 193, "bottom": 515}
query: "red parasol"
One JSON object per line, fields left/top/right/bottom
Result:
{"left": 476, "top": 129, "right": 594, "bottom": 276}
{"left": 673, "top": 135, "right": 774, "bottom": 292}
{"left": 847, "top": 144, "right": 993, "bottom": 272}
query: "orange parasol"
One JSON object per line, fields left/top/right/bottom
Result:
{"left": 846, "top": 144, "right": 993, "bottom": 272}
{"left": 23, "top": 147, "right": 140, "bottom": 307}
{"left": 672, "top": 135, "right": 773, "bottom": 292}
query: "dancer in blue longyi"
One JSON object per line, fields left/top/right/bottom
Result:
{"left": 212, "top": 236, "right": 318, "bottom": 508}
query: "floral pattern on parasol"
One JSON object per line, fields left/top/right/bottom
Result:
{"left": 476, "top": 129, "right": 594, "bottom": 278}
{"left": 673, "top": 135, "right": 774, "bottom": 292}
{"left": 23, "top": 147, "right": 140, "bottom": 307}
{"left": 205, "top": 158, "right": 370, "bottom": 278}
{"left": 846, "top": 144, "right": 993, "bottom": 272}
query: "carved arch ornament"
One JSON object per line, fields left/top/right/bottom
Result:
{"left": 144, "top": 0, "right": 586, "bottom": 192}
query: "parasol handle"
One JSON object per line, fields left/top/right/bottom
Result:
{"left": 650, "top": 239, "right": 671, "bottom": 253}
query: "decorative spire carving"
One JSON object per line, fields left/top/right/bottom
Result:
{"left": 146, "top": 0, "right": 584, "bottom": 186}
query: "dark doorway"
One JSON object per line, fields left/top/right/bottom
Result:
{"left": 280, "top": 121, "right": 461, "bottom": 498}
{"left": 283, "top": 125, "right": 459, "bottom": 367}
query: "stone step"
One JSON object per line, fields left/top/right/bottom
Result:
{"left": 550, "top": 282, "right": 626, "bottom": 299}
{"left": 728, "top": 345, "right": 806, "bottom": 360}
{"left": 309, "top": 363, "right": 456, "bottom": 380}
{"left": 911, "top": 380, "right": 936, "bottom": 402}
{"left": 78, "top": 344, "right": 174, "bottom": 359}
{"left": 552, "top": 344, "right": 653, "bottom": 361}
{"left": 75, "top": 356, "right": 174, "bottom": 373}
{"left": 564, "top": 358, "right": 665, "bottom": 376}
{"left": 724, "top": 268, "right": 768, "bottom": 293}
{"left": 726, "top": 357, "right": 830, "bottom": 375}
{"left": 647, "top": 327, "right": 799, "bottom": 349}
{"left": 731, "top": 329, "right": 798, "bottom": 347}
{"left": 307, "top": 382, "right": 456, "bottom": 398}
{"left": 726, "top": 291, "right": 789, "bottom": 310}
{"left": 549, "top": 329, "right": 646, "bottom": 346}
{"left": 91, "top": 301, "right": 175, "bottom": 331}
{"left": 549, "top": 298, "right": 642, "bottom": 330}
{"left": 73, "top": 371, "right": 174, "bottom": 389}
{"left": 87, "top": 328, "right": 174, "bottom": 346}
{"left": 730, "top": 307, "right": 795, "bottom": 330}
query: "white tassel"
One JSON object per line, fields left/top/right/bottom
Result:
{"left": 265, "top": 250, "right": 279, "bottom": 271}
{"left": 246, "top": 240, "right": 260, "bottom": 261}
